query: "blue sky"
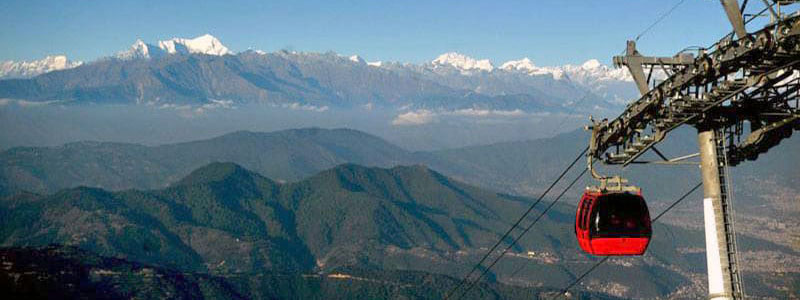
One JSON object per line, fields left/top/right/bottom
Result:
{"left": 0, "top": 0, "right": 763, "bottom": 66}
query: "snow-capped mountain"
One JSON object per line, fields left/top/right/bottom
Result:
{"left": 498, "top": 57, "right": 634, "bottom": 85}
{"left": 159, "top": 34, "right": 231, "bottom": 55}
{"left": 497, "top": 56, "right": 670, "bottom": 101}
{"left": 418, "top": 52, "right": 634, "bottom": 86}
{"left": 0, "top": 55, "right": 82, "bottom": 79}
{"left": 370, "top": 52, "right": 643, "bottom": 106}
{"left": 558, "top": 59, "right": 642, "bottom": 104}
{"left": 0, "top": 42, "right": 645, "bottom": 115}
{"left": 431, "top": 52, "right": 494, "bottom": 73}
{"left": 500, "top": 57, "right": 565, "bottom": 80}
{"left": 116, "top": 39, "right": 157, "bottom": 60}
{"left": 348, "top": 55, "right": 366, "bottom": 64}
{"left": 559, "top": 59, "right": 632, "bottom": 85}
{"left": 116, "top": 34, "right": 232, "bottom": 59}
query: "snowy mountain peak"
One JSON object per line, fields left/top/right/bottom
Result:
{"left": 132, "top": 39, "right": 147, "bottom": 48}
{"left": 121, "top": 39, "right": 155, "bottom": 59}
{"left": 500, "top": 57, "right": 565, "bottom": 80}
{"left": 349, "top": 55, "right": 365, "bottom": 64}
{"left": 118, "top": 39, "right": 162, "bottom": 60}
{"left": 432, "top": 52, "right": 494, "bottom": 72}
{"left": 563, "top": 59, "right": 632, "bottom": 83}
{"left": 581, "top": 59, "right": 603, "bottom": 69}
{"left": 500, "top": 57, "right": 535, "bottom": 71}
{"left": 117, "top": 34, "right": 232, "bottom": 60}
{"left": 0, "top": 55, "right": 82, "bottom": 79}
{"left": 157, "top": 34, "right": 231, "bottom": 56}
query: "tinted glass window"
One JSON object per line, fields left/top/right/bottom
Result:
{"left": 579, "top": 197, "right": 592, "bottom": 230}
{"left": 590, "top": 193, "right": 651, "bottom": 236}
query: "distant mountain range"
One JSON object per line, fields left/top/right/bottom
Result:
{"left": 3, "top": 127, "right": 797, "bottom": 200}
{"left": 0, "top": 34, "right": 646, "bottom": 114}
{"left": 0, "top": 55, "right": 82, "bottom": 79}
{"left": 0, "top": 128, "right": 416, "bottom": 195}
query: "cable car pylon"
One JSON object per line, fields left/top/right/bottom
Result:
{"left": 582, "top": 1, "right": 800, "bottom": 299}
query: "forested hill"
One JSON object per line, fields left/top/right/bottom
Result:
{"left": 2, "top": 127, "right": 797, "bottom": 203}
{"left": 1, "top": 162, "right": 730, "bottom": 298}
{"left": 0, "top": 128, "right": 416, "bottom": 195}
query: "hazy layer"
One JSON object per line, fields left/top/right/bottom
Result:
{"left": 0, "top": 102, "right": 586, "bottom": 151}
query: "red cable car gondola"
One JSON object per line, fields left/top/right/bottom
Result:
{"left": 575, "top": 185, "right": 652, "bottom": 256}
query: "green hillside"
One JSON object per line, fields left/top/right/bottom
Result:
{"left": 2, "top": 162, "right": 734, "bottom": 297}
{"left": 0, "top": 128, "right": 415, "bottom": 195}
{"left": 3, "top": 127, "right": 797, "bottom": 207}
{"left": 1, "top": 127, "right": 797, "bottom": 297}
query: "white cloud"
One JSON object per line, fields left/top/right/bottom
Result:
{"left": 448, "top": 108, "right": 526, "bottom": 117}
{"left": 152, "top": 99, "right": 236, "bottom": 118}
{"left": 281, "top": 102, "right": 329, "bottom": 112}
{"left": 392, "top": 109, "right": 436, "bottom": 125}
{"left": 391, "top": 108, "right": 534, "bottom": 126}
{"left": 158, "top": 103, "right": 192, "bottom": 110}
{"left": 195, "top": 99, "right": 235, "bottom": 114}
{"left": 0, "top": 99, "right": 62, "bottom": 107}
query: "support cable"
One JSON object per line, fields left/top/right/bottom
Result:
{"left": 455, "top": 167, "right": 588, "bottom": 300}
{"left": 509, "top": 167, "right": 591, "bottom": 278}
{"left": 554, "top": 182, "right": 703, "bottom": 299}
{"left": 444, "top": 147, "right": 588, "bottom": 300}
{"left": 525, "top": 90, "right": 593, "bottom": 192}
{"left": 634, "top": 0, "right": 688, "bottom": 42}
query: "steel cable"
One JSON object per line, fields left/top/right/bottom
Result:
{"left": 443, "top": 147, "right": 588, "bottom": 300}
{"left": 454, "top": 167, "right": 588, "bottom": 300}
{"left": 634, "top": 0, "right": 688, "bottom": 42}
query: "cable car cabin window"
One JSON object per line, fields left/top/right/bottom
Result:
{"left": 578, "top": 197, "right": 592, "bottom": 230}
{"left": 590, "top": 194, "right": 651, "bottom": 237}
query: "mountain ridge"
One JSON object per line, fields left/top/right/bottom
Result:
{"left": 117, "top": 34, "right": 232, "bottom": 60}
{"left": 3, "top": 126, "right": 798, "bottom": 199}
{"left": 0, "top": 34, "right": 640, "bottom": 112}
{"left": 0, "top": 55, "right": 82, "bottom": 79}
{"left": 0, "top": 127, "right": 417, "bottom": 196}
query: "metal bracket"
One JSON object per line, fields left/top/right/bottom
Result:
{"left": 722, "top": 0, "right": 749, "bottom": 39}
{"left": 613, "top": 40, "right": 695, "bottom": 96}
{"left": 587, "top": 176, "right": 641, "bottom": 193}
{"left": 629, "top": 152, "right": 701, "bottom": 165}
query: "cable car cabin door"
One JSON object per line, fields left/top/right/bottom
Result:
{"left": 575, "top": 192, "right": 595, "bottom": 253}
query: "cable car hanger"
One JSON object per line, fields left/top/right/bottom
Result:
{"left": 586, "top": 139, "right": 639, "bottom": 194}
{"left": 577, "top": 142, "right": 652, "bottom": 257}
